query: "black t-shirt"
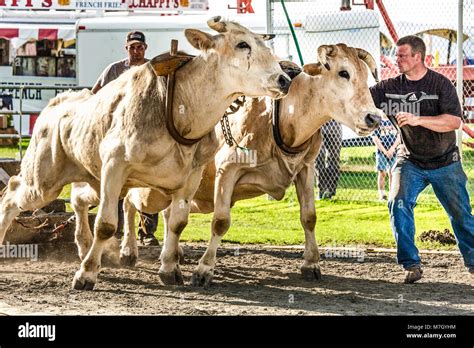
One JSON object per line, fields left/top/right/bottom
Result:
{"left": 370, "top": 69, "right": 462, "bottom": 169}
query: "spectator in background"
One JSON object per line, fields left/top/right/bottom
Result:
{"left": 315, "top": 120, "right": 342, "bottom": 200}
{"left": 372, "top": 114, "right": 400, "bottom": 201}
{"left": 92, "top": 31, "right": 159, "bottom": 246}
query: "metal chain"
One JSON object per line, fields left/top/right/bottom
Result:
{"left": 220, "top": 96, "right": 249, "bottom": 151}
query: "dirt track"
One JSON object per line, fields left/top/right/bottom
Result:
{"left": 0, "top": 243, "right": 472, "bottom": 315}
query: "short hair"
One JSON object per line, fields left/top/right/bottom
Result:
{"left": 396, "top": 35, "right": 426, "bottom": 62}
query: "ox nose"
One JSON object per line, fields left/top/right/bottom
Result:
{"left": 278, "top": 74, "right": 291, "bottom": 94}
{"left": 365, "top": 113, "right": 381, "bottom": 128}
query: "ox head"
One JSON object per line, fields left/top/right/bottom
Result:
{"left": 304, "top": 43, "right": 384, "bottom": 135}
{"left": 184, "top": 16, "right": 291, "bottom": 99}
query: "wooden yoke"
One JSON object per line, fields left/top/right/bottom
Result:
{"left": 151, "top": 39, "right": 202, "bottom": 146}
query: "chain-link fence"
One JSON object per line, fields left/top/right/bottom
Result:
{"left": 270, "top": 0, "right": 474, "bottom": 204}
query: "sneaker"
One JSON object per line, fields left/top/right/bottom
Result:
{"left": 379, "top": 195, "right": 388, "bottom": 202}
{"left": 404, "top": 265, "right": 423, "bottom": 284}
{"left": 139, "top": 233, "right": 159, "bottom": 246}
{"left": 320, "top": 191, "right": 334, "bottom": 200}
{"left": 142, "top": 236, "right": 159, "bottom": 246}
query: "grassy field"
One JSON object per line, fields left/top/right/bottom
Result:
{"left": 0, "top": 140, "right": 467, "bottom": 250}
{"left": 168, "top": 187, "right": 456, "bottom": 250}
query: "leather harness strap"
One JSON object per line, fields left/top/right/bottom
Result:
{"left": 272, "top": 99, "right": 312, "bottom": 156}
{"left": 151, "top": 39, "right": 200, "bottom": 146}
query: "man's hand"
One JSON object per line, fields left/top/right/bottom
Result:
{"left": 463, "top": 141, "right": 474, "bottom": 149}
{"left": 396, "top": 112, "right": 420, "bottom": 127}
{"left": 386, "top": 148, "right": 395, "bottom": 159}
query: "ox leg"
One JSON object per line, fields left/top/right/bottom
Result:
{"left": 71, "top": 182, "right": 120, "bottom": 266}
{"left": 0, "top": 176, "right": 62, "bottom": 245}
{"left": 295, "top": 163, "right": 322, "bottom": 281}
{"left": 191, "top": 165, "right": 238, "bottom": 287}
{"left": 71, "top": 182, "right": 98, "bottom": 261}
{"left": 159, "top": 169, "right": 203, "bottom": 285}
{"left": 162, "top": 207, "right": 184, "bottom": 265}
{"left": 120, "top": 193, "right": 139, "bottom": 267}
{"left": 72, "top": 160, "right": 127, "bottom": 290}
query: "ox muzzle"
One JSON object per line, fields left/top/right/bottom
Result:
{"left": 365, "top": 113, "right": 381, "bottom": 129}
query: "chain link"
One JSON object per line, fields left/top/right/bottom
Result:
{"left": 220, "top": 96, "right": 249, "bottom": 151}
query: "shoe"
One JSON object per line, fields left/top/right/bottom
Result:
{"left": 379, "top": 195, "right": 388, "bottom": 202}
{"left": 319, "top": 191, "right": 334, "bottom": 200}
{"left": 140, "top": 234, "right": 159, "bottom": 246}
{"left": 404, "top": 265, "right": 423, "bottom": 284}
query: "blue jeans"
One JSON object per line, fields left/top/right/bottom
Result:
{"left": 388, "top": 159, "right": 474, "bottom": 270}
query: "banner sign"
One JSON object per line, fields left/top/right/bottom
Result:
{"left": 0, "top": 0, "right": 208, "bottom": 11}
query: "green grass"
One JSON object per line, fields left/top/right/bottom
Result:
{"left": 164, "top": 186, "right": 455, "bottom": 250}
{"left": 0, "top": 139, "right": 29, "bottom": 159}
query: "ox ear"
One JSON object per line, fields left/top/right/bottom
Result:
{"left": 303, "top": 63, "right": 323, "bottom": 76}
{"left": 260, "top": 34, "right": 275, "bottom": 41}
{"left": 317, "top": 45, "right": 337, "bottom": 71}
{"left": 185, "top": 29, "right": 215, "bottom": 51}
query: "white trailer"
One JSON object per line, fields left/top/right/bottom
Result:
{"left": 76, "top": 13, "right": 267, "bottom": 87}
{"left": 0, "top": 6, "right": 267, "bottom": 135}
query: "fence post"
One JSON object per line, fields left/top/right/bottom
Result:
{"left": 457, "top": 0, "right": 464, "bottom": 161}
{"left": 19, "top": 86, "right": 23, "bottom": 160}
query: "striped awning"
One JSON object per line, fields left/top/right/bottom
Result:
{"left": 0, "top": 24, "right": 75, "bottom": 48}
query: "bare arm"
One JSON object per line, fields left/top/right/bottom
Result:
{"left": 462, "top": 122, "right": 474, "bottom": 138}
{"left": 91, "top": 82, "right": 102, "bottom": 94}
{"left": 372, "top": 136, "right": 388, "bottom": 156}
{"left": 388, "top": 134, "right": 401, "bottom": 152}
{"left": 396, "top": 112, "right": 461, "bottom": 133}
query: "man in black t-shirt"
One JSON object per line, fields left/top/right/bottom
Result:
{"left": 370, "top": 35, "right": 474, "bottom": 283}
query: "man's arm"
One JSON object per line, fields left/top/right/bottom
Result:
{"left": 91, "top": 81, "right": 102, "bottom": 94}
{"left": 91, "top": 63, "right": 114, "bottom": 94}
{"left": 462, "top": 122, "right": 474, "bottom": 138}
{"left": 372, "top": 135, "right": 388, "bottom": 156}
{"left": 395, "top": 112, "right": 461, "bottom": 132}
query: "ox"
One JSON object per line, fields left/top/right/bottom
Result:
{"left": 123, "top": 44, "right": 384, "bottom": 286}
{"left": 0, "top": 16, "right": 291, "bottom": 290}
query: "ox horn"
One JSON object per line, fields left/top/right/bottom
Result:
{"left": 317, "top": 45, "right": 337, "bottom": 71}
{"left": 356, "top": 48, "right": 379, "bottom": 82}
{"left": 207, "top": 16, "right": 227, "bottom": 33}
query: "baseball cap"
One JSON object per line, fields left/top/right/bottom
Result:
{"left": 126, "top": 31, "right": 146, "bottom": 46}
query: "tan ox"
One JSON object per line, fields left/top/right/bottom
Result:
{"left": 0, "top": 17, "right": 291, "bottom": 290}
{"left": 124, "top": 44, "right": 384, "bottom": 286}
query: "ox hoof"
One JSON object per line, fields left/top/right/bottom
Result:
{"left": 301, "top": 265, "right": 322, "bottom": 281}
{"left": 190, "top": 271, "right": 213, "bottom": 288}
{"left": 159, "top": 268, "right": 184, "bottom": 286}
{"left": 72, "top": 275, "right": 96, "bottom": 291}
{"left": 120, "top": 254, "right": 137, "bottom": 268}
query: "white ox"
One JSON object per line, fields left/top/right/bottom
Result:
{"left": 0, "top": 17, "right": 291, "bottom": 290}
{"left": 123, "top": 44, "right": 384, "bottom": 286}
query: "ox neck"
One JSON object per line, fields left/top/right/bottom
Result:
{"left": 277, "top": 74, "right": 331, "bottom": 148}
{"left": 171, "top": 56, "right": 241, "bottom": 140}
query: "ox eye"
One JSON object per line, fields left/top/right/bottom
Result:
{"left": 339, "top": 70, "right": 350, "bottom": 80}
{"left": 236, "top": 41, "right": 251, "bottom": 50}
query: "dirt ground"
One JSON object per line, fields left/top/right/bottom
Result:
{"left": 0, "top": 243, "right": 472, "bottom": 315}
